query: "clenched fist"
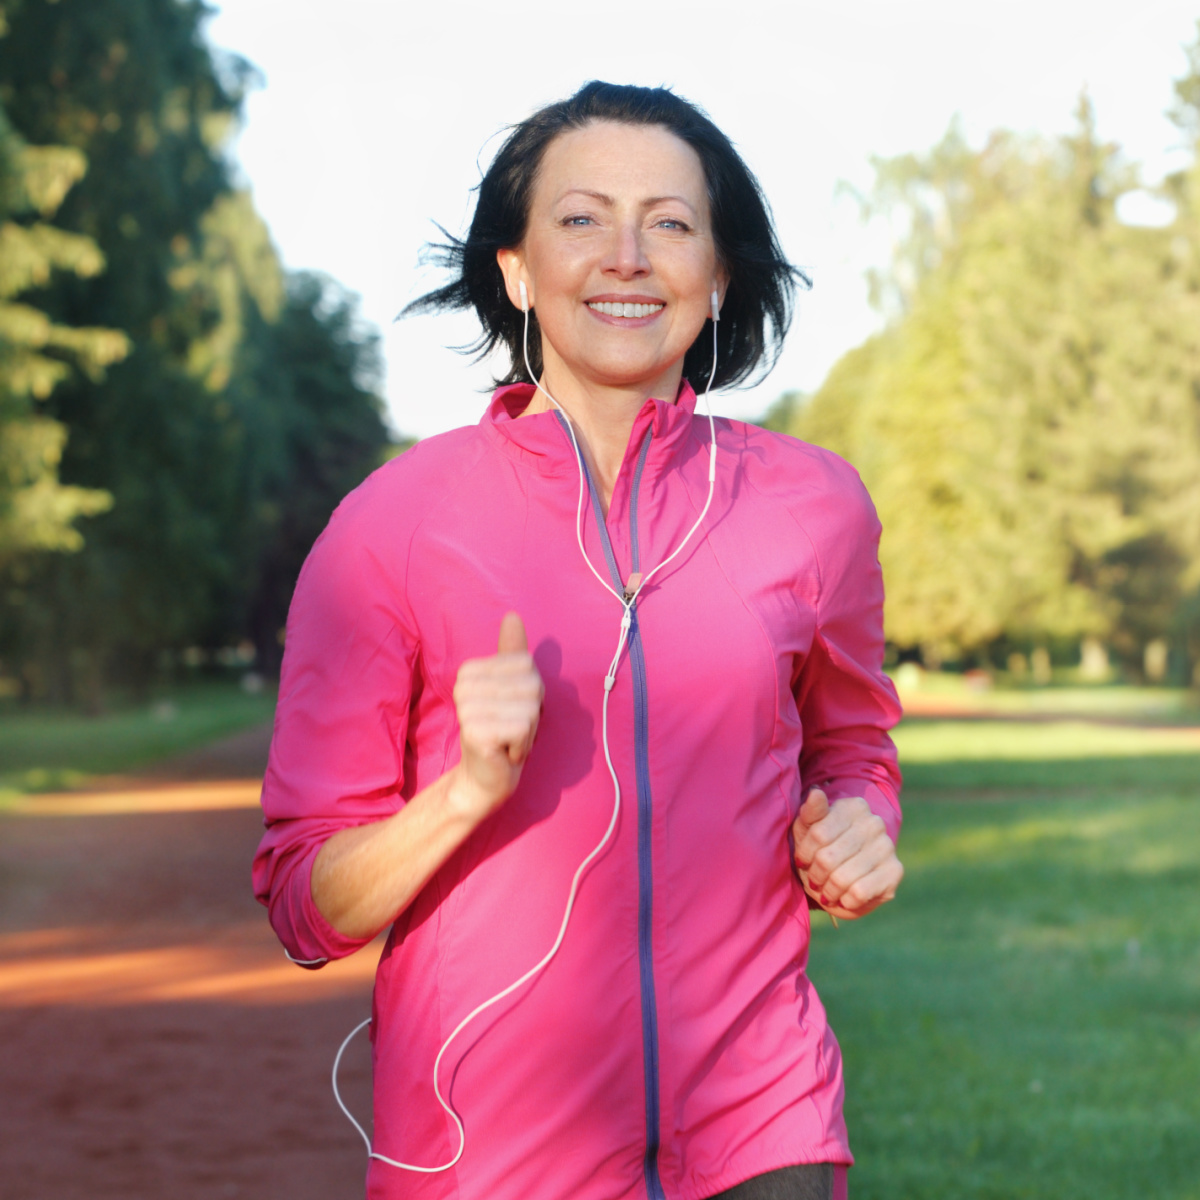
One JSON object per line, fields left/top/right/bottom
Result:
{"left": 450, "top": 612, "right": 545, "bottom": 824}
{"left": 791, "top": 788, "right": 904, "bottom": 921}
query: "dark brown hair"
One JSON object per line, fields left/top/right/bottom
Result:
{"left": 404, "top": 81, "right": 809, "bottom": 390}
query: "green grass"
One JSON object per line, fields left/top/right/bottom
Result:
{"left": 0, "top": 679, "right": 276, "bottom": 801}
{"left": 810, "top": 717, "right": 1200, "bottom": 1199}
{"left": 894, "top": 718, "right": 1200, "bottom": 790}
{"left": 889, "top": 672, "right": 1199, "bottom": 719}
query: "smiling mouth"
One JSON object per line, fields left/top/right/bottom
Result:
{"left": 586, "top": 301, "right": 664, "bottom": 319}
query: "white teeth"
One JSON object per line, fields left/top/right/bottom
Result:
{"left": 588, "top": 301, "right": 664, "bottom": 318}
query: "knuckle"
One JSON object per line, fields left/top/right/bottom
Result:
{"left": 827, "top": 866, "right": 853, "bottom": 894}
{"left": 813, "top": 847, "right": 836, "bottom": 873}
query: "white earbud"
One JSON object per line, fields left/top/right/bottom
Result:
{"left": 519, "top": 280, "right": 529, "bottom": 312}
{"left": 711, "top": 289, "right": 720, "bottom": 322}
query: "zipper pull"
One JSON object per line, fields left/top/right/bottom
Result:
{"left": 622, "top": 572, "right": 642, "bottom": 603}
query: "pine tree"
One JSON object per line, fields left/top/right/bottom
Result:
{"left": 0, "top": 0, "right": 389, "bottom": 702}
{"left": 0, "top": 100, "right": 126, "bottom": 564}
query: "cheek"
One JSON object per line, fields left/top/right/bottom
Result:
{"left": 662, "top": 250, "right": 719, "bottom": 308}
{"left": 668, "top": 296, "right": 711, "bottom": 348}
{"left": 527, "top": 242, "right": 590, "bottom": 303}
{"left": 686, "top": 255, "right": 721, "bottom": 299}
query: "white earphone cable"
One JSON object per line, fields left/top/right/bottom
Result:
{"left": 332, "top": 285, "right": 720, "bottom": 1172}
{"left": 522, "top": 286, "right": 719, "bottom": 607}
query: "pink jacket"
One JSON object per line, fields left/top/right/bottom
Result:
{"left": 253, "top": 382, "right": 902, "bottom": 1200}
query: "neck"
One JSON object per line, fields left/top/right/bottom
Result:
{"left": 522, "top": 358, "right": 684, "bottom": 513}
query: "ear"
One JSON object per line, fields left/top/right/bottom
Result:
{"left": 496, "top": 248, "right": 530, "bottom": 312}
{"left": 712, "top": 265, "right": 730, "bottom": 315}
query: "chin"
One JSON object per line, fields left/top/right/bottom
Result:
{"left": 577, "top": 354, "right": 678, "bottom": 390}
{"left": 590, "top": 372, "right": 672, "bottom": 394}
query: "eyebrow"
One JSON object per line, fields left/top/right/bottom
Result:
{"left": 557, "top": 188, "right": 698, "bottom": 214}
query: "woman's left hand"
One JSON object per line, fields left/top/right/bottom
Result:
{"left": 791, "top": 788, "right": 904, "bottom": 920}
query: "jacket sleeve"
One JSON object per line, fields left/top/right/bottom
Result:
{"left": 792, "top": 463, "right": 903, "bottom": 845}
{"left": 251, "top": 469, "right": 420, "bottom": 966}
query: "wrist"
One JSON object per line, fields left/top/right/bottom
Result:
{"left": 442, "top": 762, "right": 497, "bottom": 828}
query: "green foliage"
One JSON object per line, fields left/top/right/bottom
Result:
{"left": 810, "top": 724, "right": 1200, "bottom": 1198}
{"left": 223, "top": 269, "right": 390, "bottom": 674}
{"left": 778, "top": 42, "right": 1200, "bottom": 675}
{"left": 0, "top": 101, "right": 127, "bottom": 563}
{"left": 0, "top": 0, "right": 390, "bottom": 703}
{"left": 1168, "top": 20, "right": 1200, "bottom": 142}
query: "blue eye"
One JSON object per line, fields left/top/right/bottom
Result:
{"left": 564, "top": 215, "right": 594, "bottom": 226}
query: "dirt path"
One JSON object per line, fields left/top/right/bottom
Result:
{"left": 0, "top": 724, "right": 381, "bottom": 1200}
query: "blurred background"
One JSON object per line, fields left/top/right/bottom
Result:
{"left": 0, "top": 2, "right": 1197, "bottom": 1198}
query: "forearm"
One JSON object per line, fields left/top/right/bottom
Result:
{"left": 310, "top": 764, "right": 488, "bottom": 940}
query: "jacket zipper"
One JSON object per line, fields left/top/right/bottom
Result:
{"left": 625, "top": 437, "right": 667, "bottom": 1200}
{"left": 567, "top": 419, "right": 667, "bottom": 1200}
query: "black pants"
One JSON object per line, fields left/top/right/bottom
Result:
{"left": 706, "top": 1164, "right": 833, "bottom": 1200}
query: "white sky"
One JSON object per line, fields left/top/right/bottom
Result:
{"left": 205, "top": 1, "right": 1199, "bottom": 440}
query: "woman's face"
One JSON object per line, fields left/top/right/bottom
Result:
{"left": 498, "top": 121, "right": 725, "bottom": 398}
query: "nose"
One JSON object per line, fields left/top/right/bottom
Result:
{"left": 603, "top": 220, "right": 650, "bottom": 279}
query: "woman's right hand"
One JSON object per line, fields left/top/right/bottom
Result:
{"left": 449, "top": 612, "right": 544, "bottom": 823}
{"left": 311, "top": 612, "right": 542, "bottom": 939}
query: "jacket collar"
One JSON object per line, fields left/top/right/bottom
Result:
{"left": 480, "top": 380, "right": 701, "bottom": 480}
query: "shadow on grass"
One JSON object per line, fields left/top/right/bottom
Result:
{"left": 902, "top": 752, "right": 1200, "bottom": 791}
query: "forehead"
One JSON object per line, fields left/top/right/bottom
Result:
{"left": 533, "top": 121, "right": 709, "bottom": 209}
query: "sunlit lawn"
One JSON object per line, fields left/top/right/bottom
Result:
{"left": 0, "top": 679, "right": 276, "bottom": 801}
{"left": 812, "top": 714, "right": 1200, "bottom": 1199}
{"left": 892, "top": 674, "right": 1197, "bottom": 719}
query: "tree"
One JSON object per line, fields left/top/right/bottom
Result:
{"left": 0, "top": 0, "right": 252, "bottom": 698}
{"left": 233, "top": 272, "right": 390, "bottom": 675}
{"left": 775, "top": 86, "right": 1200, "bottom": 676}
{"left": 0, "top": 0, "right": 391, "bottom": 702}
{"left": 1162, "top": 20, "right": 1200, "bottom": 682}
{"left": 0, "top": 101, "right": 126, "bottom": 564}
